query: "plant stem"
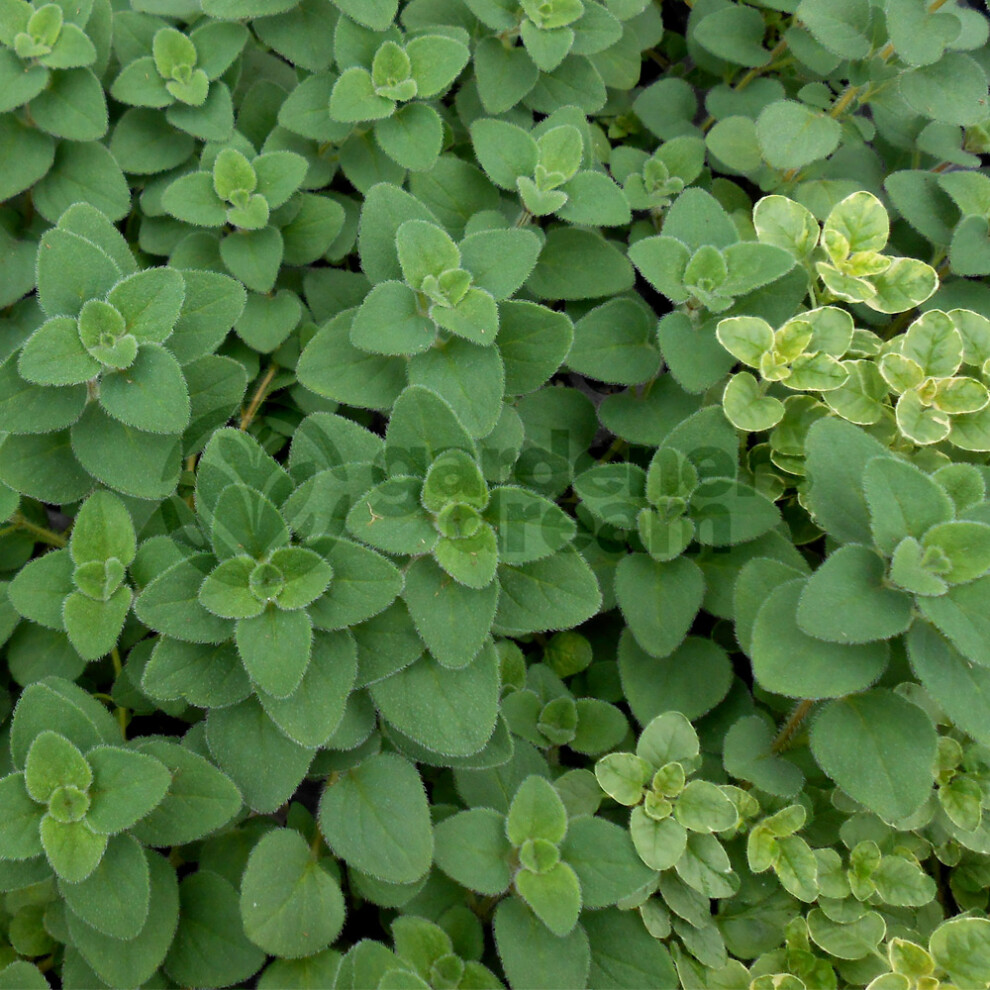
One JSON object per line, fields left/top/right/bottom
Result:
{"left": 597, "top": 436, "right": 628, "bottom": 464}
{"left": 110, "top": 646, "right": 129, "bottom": 739}
{"left": 240, "top": 363, "right": 279, "bottom": 431}
{"left": 11, "top": 513, "right": 67, "bottom": 547}
{"left": 771, "top": 699, "right": 813, "bottom": 753}
{"left": 829, "top": 83, "right": 863, "bottom": 118}
{"left": 734, "top": 39, "right": 789, "bottom": 94}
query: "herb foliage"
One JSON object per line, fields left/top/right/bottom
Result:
{"left": 2, "top": 0, "right": 990, "bottom": 987}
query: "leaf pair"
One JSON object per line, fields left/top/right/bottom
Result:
{"left": 435, "top": 774, "right": 651, "bottom": 936}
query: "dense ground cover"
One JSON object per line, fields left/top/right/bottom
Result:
{"left": 3, "top": 0, "right": 990, "bottom": 986}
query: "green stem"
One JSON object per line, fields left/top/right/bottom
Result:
{"left": 11, "top": 513, "right": 67, "bottom": 547}
{"left": 771, "top": 699, "right": 814, "bottom": 753}
{"left": 240, "top": 363, "right": 279, "bottom": 431}
{"left": 110, "top": 647, "right": 128, "bottom": 739}
{"left": 597, "top": 436, "right": 628, "bottom": 464}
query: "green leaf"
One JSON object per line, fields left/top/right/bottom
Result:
{"left": 210, "top": 483, "right": 290, "bottom": 560}
{"left": 346, "top": 476, "right": 437, "bottom": 555}
{"left": 385, "top": 383, "right": 476, "bottom": 475}
{"left": 307, "top": 539, "right": 403, "bottom": 631}
{"left": 864, "top": 456, "right": 955, "bottom": 555}
{"left": 10, "top": 677, "right": 119, "bottom": 766}
{"left": 375, "top": 102, "right": 444, "bottom": 172}
{"left": 24, "top": 730, "right": 91, "bottom": 803}
{"left": 68, "top": 588, "right": 132, "bottom": 661}
{"left": 907, "top": 622, "right": 990, "bottom": 746}
{"left": 358, "top": 181, "right": 439, "bottom": 284}
{"left": 723, "top": 714, "right": 805, "bottom": 798}
{"left": 407, "top": 337, "right": 505, "bottom": 438}
{"left": 236, "top": 606, "right": 313, "bottom": 699}
{"left": 515, "top": 862, "right": 582, "bottom": 937}
{"left": 67, "top": 850, "right": 179, "bottom": 989}
{"left": 473, "top": 37, "right": 539, "bottom": 114}
{"left": 84, "top": 746, "right": 171, "bottom": 834}
{"left": 810, "top": 689, "right": 937, "bottom": 822}
{"left": 37, "top": 226, "right": 120, "bottom": 319}
{"left": 872, "top": 854, "right": 936, "bottom": 906}
{"left": 253, "top": 151, "right": 308, "bottom": 209}
{"left": 628, "top": 236, "right": 690, "bottom": 303}
{"left": 461, "top": 229, "right": 543, "bottom": 302}
{"left": 70, "top": 404, "right": 182, "bottom": 499}
{"left": 0, "top": 115, "right": 53, "bottom": 203}
{"left": 805, "top": 418, "right": 892, "bottom": 544}
{"left": 351, "top": 281, "right": 435, "bottom": 356}
{"left": 751, "top": 579, "right": 889, "bottom": 698}
{"left": 434, "top": 523, "right": 499, "bottom": 589}
{"left": 269, "top": 546, "right": 333, "bottom": 610}
{"left": 0, "top": 772, "right": 45, "bottom": 860}
{"left": 568, "top": 297, "right": 658, "bottom": 386}
{"left": 199, "top": 556, "right": 263, "bottom": 620}
{"left": 434, "top": 807, "right": 513, "bottom": 894}
{"left": 297, "top": 312, "right": 407, "bottom": 411}
{"left": 0, "top": 963, "right": 48, "bottom": 990}
{"left": 922, "top": 521, "right": 990, "bottom": 584}
{"left": 493, "top": 897, "right": 590, "bottom": 990}
{"left": 318, "top": 752, "right": 433, "bottom": 884}
{"left": 164, "top": 870, "right": 265, "bottom": 988}
{"left": 332, "top": 0, "right": 397, "bottom": 30}
{"left": 135, "top": 554, "right": 235, "bottom": 644}
{"left": 619, "top": 632, "right": 732, "bottom": 725}
{"left": 508, "top": 775, "right": 568, "bottom": 845}
{"left": 17, "top": 316, "right": 98, "bottom": 387}
{"left": 406, "top": 33, "right": 470, "bottom": 97}
{"left": 797, "top": 545, "right": 913, "bottom": 643}
{"left": 929, "top": 918, "right": 990, "bottom": 987}
{"left": 693, "top": 3, "right": 771, "bottom": 66}
{"left": 691, "top": 477, "right": 781, "bottom": 546}
{"left": 402, "top": 556, "right": 497, "bottom": 668}
{"left": 615, "top": 553, "right": 704, "bottom": 659}
{"left": 129, "top": 739, "right": 241, "bottom": 846}
{"left": 557, "top": 170, "right": 631, "bottom": 226}
{"left": 797, "top": 0, "right": 871, "bottom": 59}
{"left": 574, "top": 462, "right": 647, "bottom": 529}
{"left": 111, "top": 55, "right": 172, "bottom": 108}
{"left": 585, "top": 909, "right": 679, "bottom": 990}
{"left": 331, "top": 66, "right": 395, "bottom": 122}
{"left": 206, "top": 697, "right": 313, "bottom": 814}
{"left": 169, "top": 269, "right": 247, "bottom": 364}
{"left": 9, "top": 548, "right": 73, "bottom": 630}
{"left": 487, "top": 485, "right": 576, "bottom": 564}
{"left": 30, "top": 67, "right": 107, "bottom": 141}
{"left": 396, "top": 219, "right": 461, "bottom": 290}
{"left": 373, "top": 646, "right": 500, "bottom": 757}
{"left": 900, "top": 53, "right": 990, "bottom": 125}
{"left": 470, "top": 118, "right": 538, "bottom": 190}
{"left": 98, "top": 343, "right": 190, "bottom": 434}
{"left": 40, "top": 817, "right": 107, "bottom": 882}
{"left": 59, "top": 833, "right": 149, "bottom": 940}
{"left": 162, "top": 171, "right": 227, "bottom": 227}
{"left": 755, "top": 100, "right": 841, "bottom": 170}
{"left": 220, "top": 226, "right": 283, "bottom": 294}
{"left": 527, "top": 227, "right": 634, "bottom": 301}
{"left": 560, "top": 816, "right": 654, "bottom": 907}
{"left": 240, "top": 828, "right": 345, "bottom": 958}
{"left": 0, "top": 48, "right": 48, "bottom": 114}
{"left": 918, "top": 574, "right": 990, "bottom": 667}
{"left": 495, "top": 548, "right": 601, "bottom": 636}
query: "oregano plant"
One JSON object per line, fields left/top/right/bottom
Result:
{"left": 3, "top": 0, "right": 990, "bottom": 988}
